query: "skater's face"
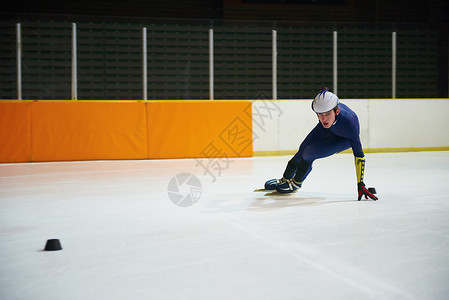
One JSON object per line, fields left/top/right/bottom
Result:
{"left": 317, "top": 108, "right": 340, "bottom": 129}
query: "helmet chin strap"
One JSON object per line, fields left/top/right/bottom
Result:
{"left": 333, "top": 105, "right": 340, "bottom": 125}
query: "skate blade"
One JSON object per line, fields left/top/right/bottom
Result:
{"left": 254, "top": 188, "right": 271, "bottom": 192}
{"left": 264, "top": 191, "right": 298, "bottom": 196}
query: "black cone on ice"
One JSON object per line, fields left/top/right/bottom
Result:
{"left": 44, "top": 239, "right": 62, "bottom": 251}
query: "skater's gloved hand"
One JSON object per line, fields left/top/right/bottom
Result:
{"left": 358, "top": 182, "right": 378, "bottom": 201}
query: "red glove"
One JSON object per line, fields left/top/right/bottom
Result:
{"left": 358, "top": 182, "right": 378, "bottom": 201}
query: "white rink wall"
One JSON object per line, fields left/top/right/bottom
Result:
{"left": 252, "top": 99, "right": 449, "bottom": 154}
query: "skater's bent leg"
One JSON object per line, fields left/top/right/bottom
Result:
{"left": 282, "top": 158, "right": 299, "bottom": 179}
{"left": 293, "top": 159, "right": 311, "bottom": 183}
{"left": 294, "top": 139, "right": 351, "bottom": 182}
{"left": 302, "top": 138, "right": 351, "bottom": 162}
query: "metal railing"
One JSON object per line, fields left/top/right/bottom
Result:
{"left": 3, "top": 18, "right": 445, "bottom": 100}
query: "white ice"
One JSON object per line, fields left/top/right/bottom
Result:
{"left": 1, "top": 151, "right": 449, "bottom": 300}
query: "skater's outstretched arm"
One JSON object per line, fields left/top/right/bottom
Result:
{"left": 355, "top": 156, "right": 378, "bottom": 201}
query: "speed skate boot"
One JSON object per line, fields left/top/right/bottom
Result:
{"left": 276, "top": 178, "right": 302, "bottom": 194}
{"left": 264, "top": 178, "right": 280, "bottom": 190}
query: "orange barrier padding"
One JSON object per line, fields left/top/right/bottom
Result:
{"left": 146, "top": 101, "right": 253, "bottom": 159}
{"left": 0, "top": 100, "right": 253, "bottom": 163}
{"left": 30, "top": 101, "right": 148, "bottom": 162}
{"left": 0, "top": 102, "right": 31, "bottom": 163}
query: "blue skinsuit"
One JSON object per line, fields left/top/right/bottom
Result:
{"left": 284, "top": 102, "right": 364, "bottom": 182}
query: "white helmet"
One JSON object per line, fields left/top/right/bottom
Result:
{"left": 312, "top": 89, "right": 339, "bottom": 113}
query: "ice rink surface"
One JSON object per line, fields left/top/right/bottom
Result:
{"left": 1, "top": 151, "right": 449, "bottom": 300}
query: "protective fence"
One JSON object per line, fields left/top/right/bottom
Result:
{"left": 0, "top": 16, "right": 445, "bottom": 100}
